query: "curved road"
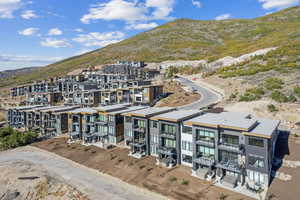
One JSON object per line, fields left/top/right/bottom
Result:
{"left": 175, "top": 77, "right": 221, "bottom": 110}
{"left": 0, "top": 147, "right": 167, "bottom": 200}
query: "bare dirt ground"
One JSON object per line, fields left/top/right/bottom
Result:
{"left": 155, "top": 80, "right": 201, "bottom": 107}
{"left": 267, "top": 134, "right": 300, "bottom": 200}
{"left": 0, "top": 160, "right": 88, "bottom": 200}
{"left": 32, "top": 137, "right": 251, "bottom": 200}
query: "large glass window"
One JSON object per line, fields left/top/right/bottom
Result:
{"left": 221, "top": 134, "right": 239, "bottom": 146}
{"left": 219, "top": 150, "right": 238, "bottom": 162}
{"left": 196, "top": 129, "right": 215, "bottom": 143}
{"left": 98, "top": 125, "right": 107, "bottom": 134}
{"left": 197, "top": 145, "right": 215, "bottom": 157}
{"left": 98, "top": 114, "right": 107, "bottom": 122}
{"left": 108, "top": 126, "right": 114, "bottom": 134}
{"left": 248, "top": 137, "right": 264, "bottom": 148}
{"left": 247, "top": 170, "right": 265, "bottom": 185}
{"left": 182, "top": 126, "right": 192, "bottom": 134}
{"left": 136, "top": 120, "right": 145, "bottom": 128}
{"left": 163, "top": 138, "right": 176, "bottom": 148}
{"left": 125, "top": 129, "right": 133, "bottom": 137}
{"left": 108, "top": 115, "right": 114, "bottom": 122}
{"left": 162, "top": 124, "right": 176, "bottom": 134}
{"left": 248, "top": 155, "right": 265, "bottom": 168}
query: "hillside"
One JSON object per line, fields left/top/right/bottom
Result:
{"left": 0, "top": 6, "right": 299, "bottom": 88}
{"left": 0, "top": 66, "right": 40, "bottom": 80}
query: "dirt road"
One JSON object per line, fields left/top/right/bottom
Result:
{"left": 0, "top": 146, "right": 167, "bottom": 200}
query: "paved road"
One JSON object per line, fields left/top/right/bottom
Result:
{"left": 175, "top": 77, "right": 221, "bottom": 110}
{"left": 0, "top": 147, "right": 167, "bottom": 200}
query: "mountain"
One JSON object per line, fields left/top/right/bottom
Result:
{"left": 0, "top": 6, "right": 299, "bottom": 88}
{"left": 0, "top": 67, "right": 41, "bottom": 80}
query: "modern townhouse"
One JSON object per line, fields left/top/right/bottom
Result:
{"left": 24, "top": 106, "right": 62, "bottom": 131}
{"left": 40, "top": 106, "right": 79, "bottom": 138}
{"left": 149, "top": 110, "right": 202, "bottom": 167}
{"left": 122, "top": 107, "right": 175, "bottom": 158}
{"left": 26, "top": 91, "right": 63, "bottom": 105}
{"left": 7, "top": 105, "right": 44, "bottom": 128}
{"left": 183, "top": 112, "right": 280, "bottom": 193}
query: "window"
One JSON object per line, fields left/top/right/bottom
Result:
{"left": 164, "top": 138, "right": 176, "bottom": 148}
{"left": 151, "top": 134, "right": 158, "bottom": 143}
{"left": 151, "top": 145, "right": 157, "bottom": 154}
{"left": 198, "top": 146, "right": 215, "bottom": 157}
{"left": 182, "top": 141, "right": 192, "bottom": 152}
{"left": 162, "top": 124, "right": 176, "bottom": 134}
{"left": 182, "top": 126, "right": 192, "bottom": 134}
{"left": 219, "top": 150, "right": 238, "bottom": 162}
{"left": 248, "top": 137, "right": 264, "bottom": 148}
{"left": 182, "top": 154, "right": 192, "bottom": 164}
{"left": 125, "top": 129, "right": 133, "bottom": 137}
{"left": 108, "top": 126, "right": 114, "bottom": 134}
{"left": 108, "top": 115, "right": 114, "bottom": 122}
{"left": 196, "top": 129, "right": 215, "bottom": 143}
{"left": 248, "top": 155, "right": 264, "bottom": 168}
{"left": 97, "top": 125, "right": 107, "bottom": 134}
{"left": 247, "top": 170, "right": 265, "bottom": 185}
{"left": 152, "top": 121, "right": 158, "bottom": 128}
{"left": 98, "top": 114, "right": 107, "bottom": 122}
{"left": 136, "top": 120, "right": 146, "bottom": 128}
{"left": 221, "top": 134, "right": 239, "bottom": 146}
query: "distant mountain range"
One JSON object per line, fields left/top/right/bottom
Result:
{"left": 0, "top": 6, "right": 299, "bottom": 88}
{"left": 0, "top": 67, "right": 41, "bottom": 80}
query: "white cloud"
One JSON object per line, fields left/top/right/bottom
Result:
{"left": 258, "top": 0, "right": 300, "bottom": 10}
{"left": 191, "top": 0, "right": 202, "bottom": 8}
{"left": 125, "top": 22, "right": 158, "bottom": 30}
{"left": 0, "top": 0, "right": 22, "bottom": 18}
{"left": 75, "top": 28, "right": 84, "bottom": 33}
{"left": 0, "top": 54, "right": 62, "bottom": 63}
{"left": 80, "top": 0, "right": 175, "bottom": 24}
{"left": 48, "top": 28, "right": 63, "bottom": 36}
{"left": 81, "top": 0, "right": 147, "bottom": 24}
{"left": 21, "top": 10, "right": 38, "bottom": 19}
{"left": 215, "top": 13, "right": 231, "bottom": 20}
{"left": 73, "top": 31, "right": 125, "bottom": 47}
{"left": 41, "top": 38, "right": 71, "bottom": 48}
{"left": 145, "top": 0, "right": 175, "bottom": 20}
{"left": 18, "top": 27, "right": 39, "bottom": 36}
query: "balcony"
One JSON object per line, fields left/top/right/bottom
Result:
{"left": 193, "top": 155, "right": 215, "bottom": 166}
{"left": 217, "top": 159, "right": 243, "bottom": 173}
{"left": 160, "top": 132, "right": 176, "bottom": 139}
{"left": 195, "top": 139, "right": 215, "bottom": 148}
{"left": 158, "top": 147, "right": 176, "bottom": 156}
{"left": 95, "top": 131, "right": 108, "bottom": 137}
{"left": 131, "top": 139, "right": 146, "bottom": 148}
{"left": 218, "top": 143, "right": 245, "bottom": 154}
{"left": 133, "top": 125, "right": 146, "bottom": 132}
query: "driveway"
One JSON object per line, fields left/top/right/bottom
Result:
{"left": 175, "top": 77, "right": 221, "bottom": 110}
{"left": 0, "top": 147, "right": 167, "bottom": 200}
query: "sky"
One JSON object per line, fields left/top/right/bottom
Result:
{"left": 0, "top": 0, "right": 299, "bottom": 71}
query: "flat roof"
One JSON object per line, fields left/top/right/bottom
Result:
{"left": 69, "top": 107, "right": 97, "bottom": 114}
{"left": 94, "top": 104, "right": 131, "bottom": 112}
{"left": 150, "top": 110, "right": 201, "bottom": 122}
{"left": 41, "top": 106, "right": 80, "bottom": 113}
{"left": 184, "top": 112, "right": 257, "bottom": 131}
{"left": 26, "top": 106, "right": 60, "bottom": 112}
{"left": 122, "top": 107, "right": 175, "bottom": 118}
{"left": 9, "top": 105, "right": 44, "bottom": 111}
{"left": 246, "top": 117, "right": 280, "bottom": 138}
{"left": 109, "top": 106, "right": 148, "bottom": 115}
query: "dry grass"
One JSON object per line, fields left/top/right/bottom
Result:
{"left": 0, "top": 111, "right": 6, "bottom": 122}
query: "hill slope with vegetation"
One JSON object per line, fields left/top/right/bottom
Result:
{"left": 0, "top": 6, "right": 299, "bottom": 88}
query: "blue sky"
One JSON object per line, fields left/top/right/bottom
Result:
{"left": 0, "top": 0, "right": 299, "bottom": 71}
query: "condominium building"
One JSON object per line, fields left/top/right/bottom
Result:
{"left": 122, "top": 107, "right": 175, "bottom": 158}
{"left": 149, "top": 110, "right": 201, "bottom": 167}
{"left": 183, "top": 112, "right": 280, "bottom": 192}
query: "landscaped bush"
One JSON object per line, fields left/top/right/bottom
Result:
{"left": 239, "top": 88, "right": 265, "bottom": 102}
{"left": 0, "top": 127, "right": 38, "bottom": 150}
{"left": 264, "top": 78, "right": 284, "bottom": 90}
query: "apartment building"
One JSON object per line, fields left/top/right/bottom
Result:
{"left": 122, "top": 107, "right": 175, "bottom": 158}
{"left": 7, "top": 105, "right": 44, "bottom": 128}
{"left": 40, "top": 106, "right": 79, "bottom": 137}
{"left": 26, "top": 92, "right": 63, "bottom": 105}
{"left": 183, "top": 112, "right": 280, "bottom": 192}
{"left": 149, "top": 110, "right": 201, "bottom": 167}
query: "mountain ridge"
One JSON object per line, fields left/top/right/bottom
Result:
{"left": 0, "top": 6, "right": 299, "bottom": 88}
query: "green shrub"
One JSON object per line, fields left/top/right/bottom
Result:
{"left": 267, "top": 104, "right": 278, "bottom": 112}
{"left": 294, "top": 86, "right": 300, "bottom": 97}
{"left": 219, "top": 193, "right": 228, "bottom": 200}
{"left": 270, "top": 91, "right": 288, "bottom": 103}
{"left": 287, "top": 94, "right": 297, "bottom": 102}
{"left": 181, "top": 179, "right": 189, "bottom": 185}
{"left": 239, "top": 88, "right": 265, "bottom": 102}
{"left": 264, "top": 78, "right": 284, "bottom": 90}
{"left": 0, "top": 127, "right": 38, "bottom": 150}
